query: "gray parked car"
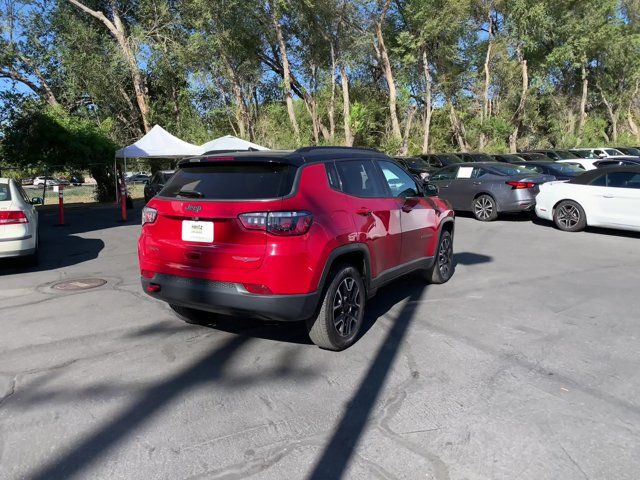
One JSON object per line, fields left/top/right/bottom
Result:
{"left": 429, "top": 162, "right": 556, "bottom": 221}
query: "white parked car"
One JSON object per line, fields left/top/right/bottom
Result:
{"left": 0, "top": 178, "right": 41, "bottom": 260}
{"left": 33, "top": 176, "right": 60, "bottom": 187}
{"left": 572, "top": 147, "right": 626, "bottom": 159}
{"left": 535, "top": 166, "right": 640, "bottom": 232}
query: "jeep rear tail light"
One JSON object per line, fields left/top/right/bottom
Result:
{"left": 506, "top": 181, "right": 536, "bottom": 189}
{"left": 239, "top": 211, "right": 313, "bottom": 236}
{"left": 0, "top": 211, "right": 28, "bottom": 225}
{"left": 142, "top": 206, "right": 157, "bottom": 225}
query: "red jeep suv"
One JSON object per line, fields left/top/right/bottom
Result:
{"left": 138, "top": 147, "right": 455, "bottom": 350}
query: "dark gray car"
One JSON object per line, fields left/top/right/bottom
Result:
{"left": 429, "top": 162, "right": 555, "bottom": 221}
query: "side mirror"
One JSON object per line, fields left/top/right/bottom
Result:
{"left": 31, "top": 197, "right": 43, "bottom": 205}
{"left": 598, "top": 153, "right": 607, "bottom": 158}
{"left": 423, "top": 183, "right": 439, "bottom": 197}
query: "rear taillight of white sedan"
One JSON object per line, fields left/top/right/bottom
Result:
{"left": 239, "top": 211, "right": 313, "bottom": 236}
{"left": 0, "top": 211, "right": 28, "bottom": 225}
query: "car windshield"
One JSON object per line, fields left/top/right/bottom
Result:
{"left": 161, "top": 162, "right": 296, "bottom": 200}
{"left": 484, "top": 164, "right": 538, "bottom": 176}
{"left": 605, "top": 149, "right": 622, "bottom": 156}
{"left": 547, "top": 163, "right": 584, "bottom": 174}
{"left": 439, "top": 154, "right": 462, "bottom": 164}
{"left": 556, "top": 150, "right": 579, "bottom": 159}
{"left": 470, "top": 153, "right": 494, "bottom": 162}
{"left": 571, "top": 150, "right": 592, "bottom": 158}
{"left": 403, "top": 158, "right": 428, "bottom": 169}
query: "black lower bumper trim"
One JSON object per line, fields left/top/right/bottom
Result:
{"left": 142, "top": 274, "right": 320, "bottom": 322}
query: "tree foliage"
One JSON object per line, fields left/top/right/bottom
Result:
{"left": 1, "top": 0, "right": 639, "bottom": 168}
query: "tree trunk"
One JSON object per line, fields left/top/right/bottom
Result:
{"left": 400, "top": 106, "right": 417, "bottom": 155}
{"left": 421, "top": 50, "right": 433, "bottom": 154}
{"left": 480, "top": 12, "right": 494, "bottom": 149}
{"left": 374, "top": 0, "right": 402, "bottom": 141}
{"left": 271, "top": 12, "right": 300, "bottom": 141}
{"left": 328, "top": 41, "right": 337, "bottom": 140}
{"left": 577, "top": 63, "right": 588, "bottom": 143}
{"left": 340, "top": 63, "right": 353, "bottom": 146}
{"left": 600, "top": 91, "right": 619, "bottom": 143}
{"left": 66, "top": 0, "right": 150, "bottom": 132}
{"left": 1, "top": 67, "right": 59, "bottom": 107}
{"left": 449, "top": 103, "right": 468, "bottom": 152}
{"left": 222, "top": 54, "right": 249, "bottom": 139}
{"left": 509, "top": 55, "right": 528, "bottom": 153}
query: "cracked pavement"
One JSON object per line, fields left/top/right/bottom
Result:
{"left": 1, "top": 205, "right": 639, "bottom": 479}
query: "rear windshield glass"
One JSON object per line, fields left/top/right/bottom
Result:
{"left": 484, "top": 164, "right": 538, "bottom": 175}
{"left": 160, "top": 163, "right": 296, "bottom": 200}
{"left": 548, "top": 163, "right": 584, "bottom": 174}
{"left": 556, "top": 150, "right": 579, "bottom": 159}
{"left": 439, "top": 154, "right": 462, "bottom": 164}
{"left": 0, "top": 183, "right": 10, "bottom": 202}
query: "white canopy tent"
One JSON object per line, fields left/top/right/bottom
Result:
{"left": 114, "top": 125, "right": 203, "bottom": 200}
{"left": 200, "top": 135, "right": 269, "bottom": 153}
{"left": 115, "top": 125, "right": 203, "bottom": 158}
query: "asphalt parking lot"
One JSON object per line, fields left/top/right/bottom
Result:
{"left": 1, "top": 205, "right": 639, "bottom": 480}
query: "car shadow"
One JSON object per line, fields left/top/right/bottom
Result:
{"left": 531, "top": 215, "right": 640, "bottom": 239}
{"left": 0, "top": 202, "right": 142, "bottom": 275}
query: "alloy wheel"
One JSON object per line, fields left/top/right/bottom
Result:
{"left": 474, "top": 197, "right": 493, "bottom": 220}
{"left": 438, "top": 235, "right": 453, "bottom": 279}
{"left": 333, "top": 276, "right": 361, "bottom": 337}
{"left": 557, "top": 204, "right": 580, "bottom": 229}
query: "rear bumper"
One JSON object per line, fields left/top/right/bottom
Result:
{"left": 498, "top": 191, "right": 537, "bottom": 212}
{"left": 141, "top": 273, "right": 320, "bottom": 322}
{"left": 0, "top": 236, "right": 35, "bottom": 258}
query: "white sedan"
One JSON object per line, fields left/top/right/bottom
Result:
{"left": 535, "top": 166, "right": 640, "bottom": 232}
{"left": 0, "top": 178, "right": 41, "bottom": 261}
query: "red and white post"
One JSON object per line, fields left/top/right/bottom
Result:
{"left": 57, "top": 185, "right": 65, "bottom": 226}
{"left": 119, "top": 172, "right": 127, "bottom": 222}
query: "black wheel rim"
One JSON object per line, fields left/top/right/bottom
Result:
{"left": 438, "top": 235, "right": 453, "bottom": 278}
{"left": 557, "top": 204, "right": 580, "bottom": 229}
{"left": 474, "top": 197, "right": 493, "bottom": 220}
{"left": 333, "top": 277, "right": 361, "bottom": 337}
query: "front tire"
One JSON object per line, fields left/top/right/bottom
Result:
{"left": 553, "top": 200, "right": 587, "bottom": 232}
{"left": 472, "top": 194, "right": 498, "bottom": 221}
{"left": 307, "top": 264, "right": 365, "bottom": 351}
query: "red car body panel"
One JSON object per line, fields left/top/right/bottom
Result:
{"left": 138, "top": 150, "right": 454, "bottom": 320}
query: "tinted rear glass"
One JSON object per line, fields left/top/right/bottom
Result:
{"left": 160, "top": 163, "right": 296, "bottom": 200}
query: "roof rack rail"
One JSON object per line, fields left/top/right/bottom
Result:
{"left": 294, "top": 146, "right": 381, "bottom": 154}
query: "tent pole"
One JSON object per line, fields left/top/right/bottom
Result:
{"left": 113, "top": 154, "right": 118, "bottom": 202}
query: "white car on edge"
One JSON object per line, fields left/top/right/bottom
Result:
{"left": 535, "top": 166, "right": 640, "bottom": 232}
{"left": 0, "top": 178, "right": 42, "bottom": 261}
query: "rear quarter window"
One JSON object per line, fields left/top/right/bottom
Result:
{"left": 0, "top": 183, "right": 10, "bottom": 202}
{"left": 160, "top": 162, "right": 297, "bottom": 200}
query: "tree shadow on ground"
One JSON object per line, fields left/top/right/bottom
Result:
{"left": 24, "top": 333, "right": 315, "bottom": 480}
{"left": 307, "top": 254, "right": 492, "bottom": 480}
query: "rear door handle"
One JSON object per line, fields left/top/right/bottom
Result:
{"left": 473, "top": 181, "right": 482, "bottom": 185}
{"left": 356, "top": 207, "right": 372, "bottom": 216}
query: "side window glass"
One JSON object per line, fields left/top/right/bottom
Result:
{"left": 335, "top": 160, "right": 385, "bottom": 198}
{"left": 607, "top": 172, "right": 640, "bottom": 189}
{"left": 378, "top": 161, "right": 419, "bottom": 198}
{"left": 470, "top": 167, "right": 488, "bottom": 178}
{"left": 432, "top": 166, "right": 458, "bottom": 181}
{"left": 589, "top": 174, "right": 607, "bottom": 186}
{"left": 325, "top": 162, "right": 342, "bottom": 190}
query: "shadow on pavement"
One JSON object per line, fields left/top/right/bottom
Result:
{"left": 0, "top": 203, "right": 142, "bottom": 275}
{"left": 25, "top": 333, "right": 314, "bottom": 480}
{"left": 307, "top": 254, "right": 492, "bottom": 480}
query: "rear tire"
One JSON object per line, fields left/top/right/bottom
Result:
{"left": 553, "top": 200, "right": 587, "bottom": 232}
{"left": 307, "top": 264, "right": 365, "bottom": 351}
{"left": 170, "top": 304, "right": 212, "bottom": 325}
{"left": 422, "top": 230, "right": 454, "bottom": 284}
{"left": 472, "top": 194, "right": 498, "bottom": 221}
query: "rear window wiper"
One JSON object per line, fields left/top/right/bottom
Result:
{"left": 177, "top": 189, "right": 204, "bottom": 198}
